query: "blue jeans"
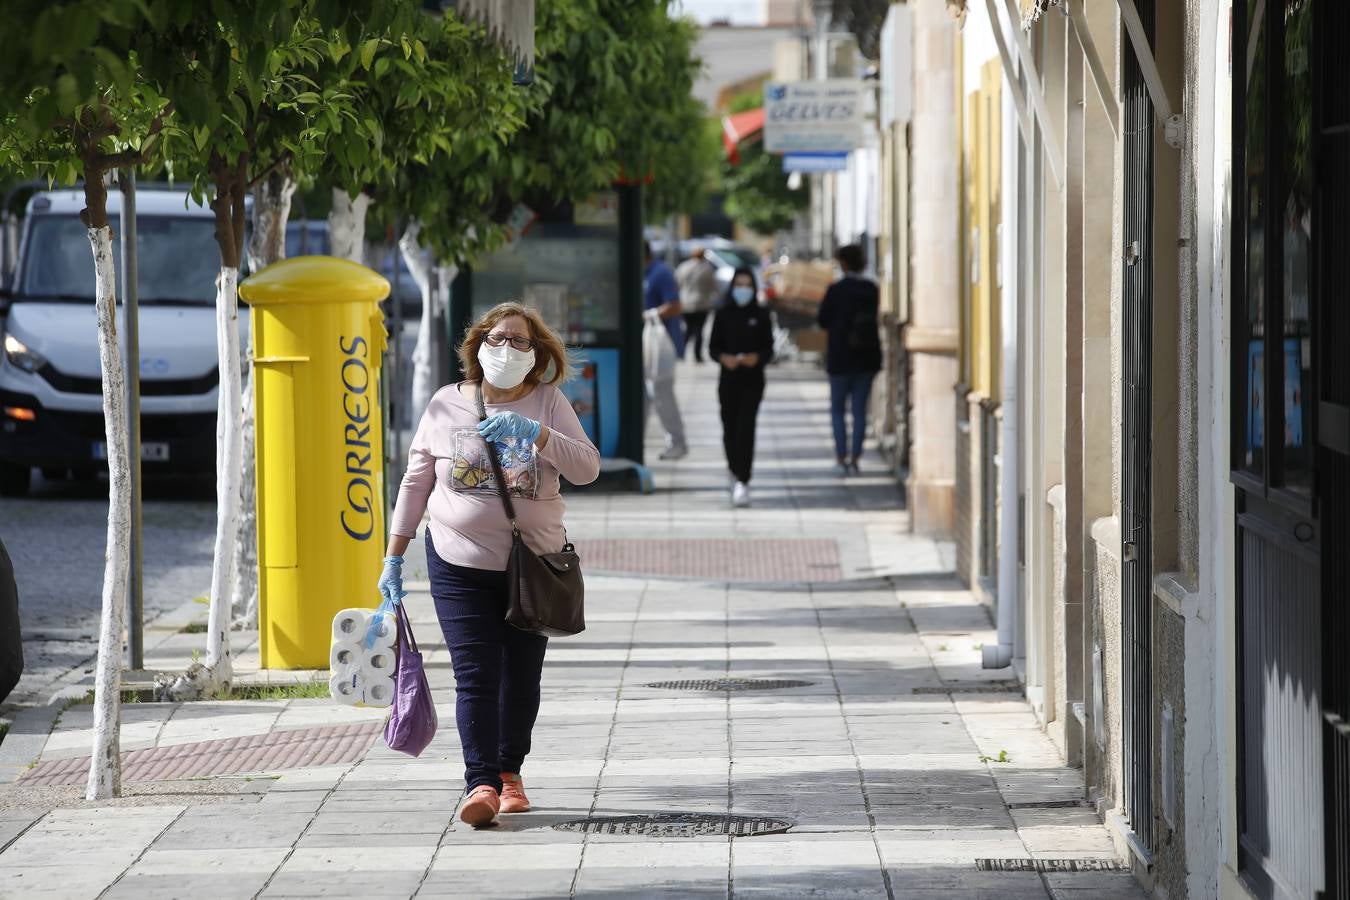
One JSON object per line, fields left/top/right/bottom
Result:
{"left": 426, "top": 530, "right": 548, "bottom": 794}
{"left": 829, "top": 372, "right": 875, "bottom": 461}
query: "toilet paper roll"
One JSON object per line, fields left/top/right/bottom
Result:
{"left": 329, "top": 671, "right": 363, "bottom": 706}
{"left": 363, "top": 648, "right": 395, "bottom": 674}
{"left": 332, "top": 608, "right": 367, "bottom": 642}
{"left": 361, "top": 612, "right": 396, "bottom": 651}
{"left": 330, "top": 643, "right": 362, "bottom": 670}
{"left": 363, "top": 674, "right": 395, "bottom": 708}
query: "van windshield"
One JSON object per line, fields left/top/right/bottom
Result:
{"left": 19, "top": 215, "right": 221, "bottom": 305}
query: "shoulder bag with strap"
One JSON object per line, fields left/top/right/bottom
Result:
{"left": 475, "top": 384, "right": 586, "bottom": 637}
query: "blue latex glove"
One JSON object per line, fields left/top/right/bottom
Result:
{"left": 477, "top": 411, "right": 541, "bottom": 445}
{"left": 377, "top": 555, "right": 405, "bottom": 605}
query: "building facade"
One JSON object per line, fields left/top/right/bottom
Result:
{"left": 861, "top": 0, "right": 1348, "bottom": 895}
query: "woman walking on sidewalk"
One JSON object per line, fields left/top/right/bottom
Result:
{"left": 378, "top": 302, "right": 600, "bottom": 828}
{"left": 710, "top": 267, "right": 774, "bottom": 508}
{"left": 816, "top": 244, "right": 881, "bottom": 476}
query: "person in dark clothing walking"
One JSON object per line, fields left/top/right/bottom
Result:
{"left": 816, "top": 244, "right": 881, "bottom": 476}
{"left": 710, "top": 267, "right": 775, "bottom": 507}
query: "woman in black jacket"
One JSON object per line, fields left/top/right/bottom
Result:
{"left": 709, "top": 267, "right": 775, "bottom": 508}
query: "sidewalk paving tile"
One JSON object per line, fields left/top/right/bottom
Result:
{"left": 0, "top": 364, "right": 1139, "bottom": 898}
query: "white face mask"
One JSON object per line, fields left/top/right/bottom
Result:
{"left": 478, "top": 342, "right": 536, "bottom": 390}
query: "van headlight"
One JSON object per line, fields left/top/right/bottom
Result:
{"left": 3, "top": 334, "right": 46, "bottom": 373}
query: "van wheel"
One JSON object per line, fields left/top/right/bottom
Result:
{"left": 0, "top": 463, "right": 31, "bottom": 497}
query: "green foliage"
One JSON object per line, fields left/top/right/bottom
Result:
{"left": 317, "top": 8, "right": 522, "bottom": 205}
{"left": 719, "top": 91, "right": 809, "bottom": 236}
{"left": 0, "top": 2, "right": 173, "bottom": 224}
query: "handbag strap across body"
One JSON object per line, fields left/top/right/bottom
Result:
{"left": 473, "top": 383, "right": 521, "bottom": 537}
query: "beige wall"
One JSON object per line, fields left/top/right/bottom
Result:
{"left": 904, "top": 0, "right": 961, "bottom": 534}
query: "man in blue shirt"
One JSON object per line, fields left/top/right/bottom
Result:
{"left": 643, "top": 241, "right": 687, "bottom": 459}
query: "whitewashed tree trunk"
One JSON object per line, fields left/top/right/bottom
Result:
{"left": 329, "top": 189, "right": 372, "bottom": 265}
{"left": 233, "top": 173, "right": 294, "bottom": 629}
{"left": 86, "top": 225, "right": 130, "bottom": 801}
{"left": 205, "top": 266, "right": 242, "bottom": 691}
{"left": 400, "top": 223, "right": 438, "bottom": 417}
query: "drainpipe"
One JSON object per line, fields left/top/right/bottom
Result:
{"left": 985, "top": 9, "right": 1020, "bottom": 669}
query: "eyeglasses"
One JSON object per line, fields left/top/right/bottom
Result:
{"left": 484, "top": 332, "right": 535, "bottom": 352}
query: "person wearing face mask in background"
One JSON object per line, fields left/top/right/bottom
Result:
{"left": 709, "top": 267, "right": 774, "bottom": 508}
{"left": 380, "top": 302, "right": 600, "bottom": 829}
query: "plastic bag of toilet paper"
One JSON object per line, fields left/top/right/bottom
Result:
{"left": 329, "top": 604, "right": 397, "bottom": 708}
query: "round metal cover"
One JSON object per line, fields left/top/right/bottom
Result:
{"left": 643, "top": 678, "right": 815, "bottom": 692}
{"left": 553, "top": 813, "right": 793, "bottom": 837}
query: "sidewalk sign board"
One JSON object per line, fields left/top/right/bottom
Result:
{"left": 782, "top": 152, "right": 850, "bottom": 173}
{"left": 763, "top": 80, "right": 865, "bottom": 154}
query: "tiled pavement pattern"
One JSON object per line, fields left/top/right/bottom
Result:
{"left": 580, "top": 537, "right": 843, "bottom": 582}
{"left": 18, "top": 723, "right": 383, "bottom": 787}
{"left": 0, "top": 363, "right": 1142, "bottom": 898}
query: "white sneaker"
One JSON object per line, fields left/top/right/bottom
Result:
{"left": 731, "top": 482, "right": 750, "bottom": 508}
{"left": 659, "top": 443, "right": 688, "bottom": 461}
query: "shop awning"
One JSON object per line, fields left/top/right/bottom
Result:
{"left": 722, "top": 107, "right": 765, "bottom": 165}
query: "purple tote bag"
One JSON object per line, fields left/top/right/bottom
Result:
{"left": 384, "top": 605, "right": 438, "bottom": 757}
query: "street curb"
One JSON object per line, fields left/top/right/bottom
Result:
{"left": 0, "top": 703, "right": 62, "bottom": 785}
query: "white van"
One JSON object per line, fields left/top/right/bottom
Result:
{"left": 0, "top": 189, "right": 236, "bottom": 496}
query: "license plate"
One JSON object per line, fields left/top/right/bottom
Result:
{"left": 92, "top": 442, "right": 170, "bottom": 462}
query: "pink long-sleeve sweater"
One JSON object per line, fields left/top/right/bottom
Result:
{"left": 389, "top": 381, "right": 601, "bottom": 570}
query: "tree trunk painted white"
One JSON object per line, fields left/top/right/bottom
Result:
{"left": 233, "top": 173, "right": 294, "bottom": 629}
{"left": 400, "top": 223, "right": 438, "bottom": 418}
{"left": 329, "top": 189, "right": 372, "bottom": 265}
{"left": 205, "top": 265, "right": 242, "bottom": 691}
{"left": 86, "top": 225, "right": 130, "bottom": 801}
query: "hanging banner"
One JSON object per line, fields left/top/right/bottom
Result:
{"left": 763, "top": 80, "right": 866, "bottom": 154}
{"left": 782, "top": 152, "right": 850, "bottom": 173}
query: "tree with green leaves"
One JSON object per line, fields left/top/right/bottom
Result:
{"left": 720, "top": 91, "right": 809, "bottom": 236}
{"left": 139, "top": 1, "right": 416, "bottom": 699}
{"left": 0, "top": 0, "right": 175, "bottom": 800}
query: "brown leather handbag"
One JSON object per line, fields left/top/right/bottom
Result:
{"left": 475, "top": 386, "right": 585, "bottom": 637}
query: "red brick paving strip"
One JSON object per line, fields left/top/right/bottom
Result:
{"left": 19, "top": 722, "right": 383, "bottom": 787}
{"left": 578, "top": 538, "right": 842, "bottom": 582}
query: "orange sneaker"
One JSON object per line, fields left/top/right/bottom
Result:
{"left": 499, "top": 772, "right": 531, "bottom": 813}
{"left": 458, "top": 785, "right": 500, "bottom": 827}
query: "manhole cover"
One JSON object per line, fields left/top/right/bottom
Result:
{"left": 911, "top": 682, "right": 1020, "bottom": 694}
{"left": 553, "top": 814, "right": 792, "bottom": 837}
{"left": 975, "top": 858, "right": 1126, "bottom": 872}
{"left": 643, "top": 678, "right": 815, "bottom": 692}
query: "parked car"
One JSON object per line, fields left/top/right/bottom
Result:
{"left": 646, "top": 235, "right": 769, "bottom": 304}
{"left": 0, "top": 189, "right": 235, "bottom": 496}
{"left": 0, "top": 535, "right": 21, "bottom": 704}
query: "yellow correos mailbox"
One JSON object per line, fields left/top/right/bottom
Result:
{"left": 239, "top": 257, "right": 391, "bottom": 669}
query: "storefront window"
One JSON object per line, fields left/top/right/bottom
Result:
{"left": 1280, "top": 0, "right": 1313, "bottom": 495}
{"left": 468, "top": 195, "right": 623, "bottom": 345}
{"left": 1242, "top": 3, "right": 1267, "bottom": 477}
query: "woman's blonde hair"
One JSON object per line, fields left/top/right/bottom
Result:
{"left": 459, "top": 302, "right": 570, "bottom": 386}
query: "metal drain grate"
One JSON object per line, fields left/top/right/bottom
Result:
{"left": 643, "top": 678, "right": 815, "bottom": 692}
{"left": 553, "top": 813, "right": 793, "bottom": 837}
{"left": 911, "top": 682, "right": 1021, "bottom": 694}
{"left": 975, "top": 858, "right": 1126, "bottom": 873}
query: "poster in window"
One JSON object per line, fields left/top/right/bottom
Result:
{"left": 1246, "top": 339, "right": 1264, "bottom": 462}
{"left": 1284, "top": 337, "right": 1303, "bottom": 448}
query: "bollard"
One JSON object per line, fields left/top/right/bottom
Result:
{"left": 239, "top": 257, "right": 391, "bottom": 669}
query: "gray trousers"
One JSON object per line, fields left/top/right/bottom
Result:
{"left": 644, "top": 376, "right": 686, "bottom": 448}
